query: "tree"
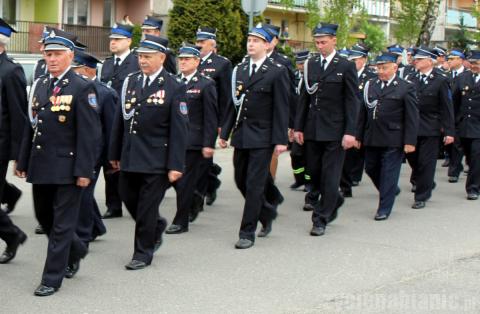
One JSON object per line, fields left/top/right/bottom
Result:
{"left": 321, "top": 0, "right": 363, "bottom": 48}
{"left": 417, "top": 0, "right": 441, "bottom": 46}
{"left": 393, "top": 0, "right": 427, "bottom": 45}
{"left": 168, "top": 0, "right": 245, "bottom": 63}
{"left": 359, "top": 18, "right": 386, "bottom": 54}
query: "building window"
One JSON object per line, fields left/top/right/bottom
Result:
{"left": 103, "top": 0, "right": 115, "bottom": 27}
{"left": 64, "top": 0, "right": 90, "bottom": 25}
{"left": 0, "top": 0, "right": 17, "bottom": 22}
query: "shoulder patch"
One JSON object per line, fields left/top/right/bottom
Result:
{"left": 179, "top": 101, "right": 188, "bottom": 115}
{"left": 88, "top": 93, "right": 98, "bottom": 109}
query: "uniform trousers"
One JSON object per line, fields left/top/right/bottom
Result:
{"left": 290, "top": 142, "right": 309, "bottom": 185}
{"left": 305, "top": 140, "right": 345, "bottom": 227}
{"left": 233, "top": 147, "right": 276, "bottom": 241}
{"left": 32, "top": 184, "right": 87, "bottom": 288}
{"left": 406, "top": 136, "right": 441, "bottom": 202}
{"left": 76, "top": 165, "right": 106, "bottom": 245}
{"left": 119, "top": 171, "right": 170, "bottom": 264}
{"left": 365, "top": 147, "right": 404, "bottom": 216}
{"left": 172, "top": 150, "right": 204, "bottom": 228}
{"left": 0, "top": 161, "right": 22, "bottom": 245}
{"left": 340, "top": 147, "right": 365, "bottom": 193}
{"left": 103, "top": 164, "right": 123, "bottom": 213}
{"left": 447, "top": 138, "right": 464, "bottom": 178}
{"left": 460, "top": 138, "right": 480, "bottom": 195}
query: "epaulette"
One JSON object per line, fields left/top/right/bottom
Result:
{"left": 104, "top": 56, "right": 113, "bottom": 60}
{"left": 217, "top": 54, "right": 230, "bottom": 61}
{"left": 127, "top": 70, "right": 141, "bottom": 77}
{"left": 199, "top": 73, "right": 214, "bottom": 81}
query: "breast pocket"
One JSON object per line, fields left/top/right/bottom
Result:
{"left": 252, "top": 85, "right": 271, "bottom": 93}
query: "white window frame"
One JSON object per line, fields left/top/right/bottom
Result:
{"left": 63, "top": 0, "right": 91, "bottom": 25}
{"left": 0, "top": 0, "right": 20, "bottom": 21}
{"left": 103, "top": 0, "right": 115, "bottom": 27}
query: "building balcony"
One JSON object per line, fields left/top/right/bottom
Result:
{"left": 8, "top": 20, "right": 112, "bottom": 58}
{"left": 267, "top": 0, "right": 308, "bottom": 13}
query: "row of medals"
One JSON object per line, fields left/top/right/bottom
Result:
{"left": 50, "top": 95, "right": 73, "bottom": 112}
{"left": 125, "top": 96, "right": 165, "bottom": 110}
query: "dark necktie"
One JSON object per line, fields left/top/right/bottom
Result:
{"left": 420, "top": 74, "right": 427, "bottom": 84}
{"left": 143, "top": 77, "right": 150, "bottom": 93}
{"left": 452, "top": 71, "right": 457, "bottom": 79}
{"left": 250, "top": 64, "right": 257, "bottom": 78}
{"left": 49, "top": 78, "right": 58, "bottom": 96}
{"left": 182, "top": 77, "right": 188, "bottom": 84}
{"left": 321, "top": 59, "right": 327, "bottom": 71}
{"left": 114, "top": 57, "right": 121, "bottom": 70}
{"left": 381, "top": 80, "right": 388, "bottom": 89}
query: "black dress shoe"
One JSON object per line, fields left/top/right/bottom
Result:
{"left": 374, "top": 213, "right": 389, "bottom": 221}
{"left": 235, "top": 238, "right": 254, "bottom": 249}
{"left": 467, "top": 193, "right": 479, "bottom": 200}
{"left": 34, "top": 284, "right": 58, "bottom": 297}
{"left": 351, "top": 180, "right": 359, "bottom": 187}
{"left": 35, "top": 224, "right": 45, "bottom": 235}
{"left": 3, "top": 186, "right": 22, "bottom": 215}
{"left": 310, "top": 225, "right": 325, "bottom": 236}
{"left": 448, "top": 176, "right": 459, "bottom": 183}
{"left": 441, "top": 159, "right": 449, "bottom": 167}
{"left": 165, "top": 224, "right": 188, "bottom": 234}
{"left": 125, "top": 259, "right": 148, "bottom": 270}
{"left": 0, "top": 231, "right": 27, "bottom": 264}
{"left": 102, "top": 209, "right": 122, "bottom": 219}
{"left": 65, "top": 261, "right": 80, "bottom": 279}
{"left": 411, "top": 201, "right": 426, "bottom": 209}
{"left": 258, "top": 220, "right": 272, "bottom": 237}
{"left": 303, "top": 203, "right": 314, "bottom": 211}
{"left": 327, "top": 195, "right": 344, "bottom": 224}
{"left": 411, "top": 185, "right": 416, "bottom": 193}
{"left": 341, "top": 189, "right": 352, "bottom": 198}
{"left": 205, "top": 191, "right": 217, "bottom": 206}
{"left": 395, "top": 187, "right": 401, "bottom": 196}
{"left": 304, "top": 184, "right": 313, "bottom": 192}
{"left": 289, "top": 182, "right": 304, "bottom": 190}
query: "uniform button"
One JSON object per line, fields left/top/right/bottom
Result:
{"left": 133, "top": 130, "right": 137, "bottom": 134}
{"left": 468, "top": 114, "right": 471, "bottom": 117}
{"left": 37, "top": 132, "right": 42, "bottom": 136}
{"left": 469, "top": 98, "right": 472, "bottom": 101}
{"left": 36, "top": 145, "right": 41, "bottom": 149}
{"left": 39, "top": 119, "right": 43, "bottom": 123}
{"left": 245, "top": 99, "right": 248, "bottom": 102}
{"left": 137, "top": 104, "right": 141, "bottom": 107}
{"left": 469, "top": 106, "right": 472, "bottom": 109}
{"left": 243, "top": 117, "right": 247, "bottom": 120}
{"left": 69, "top": 152, "right": 74, "bottom": 156}
{"left": 134, "top": 121, "right": 138, "bottom": 125}
{"left": 246, "top": 89, "right": 249, "bottom": 92}
{"left": 135, "top": 112, "right": 139, "bottom": 116}
{"left": 41, "top": 107, "right": 45, "bottom": 111}
{"left": 244, "top": 108, "right": 247, "bottom": 111}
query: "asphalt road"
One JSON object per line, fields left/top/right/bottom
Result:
{"left": 1, "top": 148, "right": 480, "bottom": 313}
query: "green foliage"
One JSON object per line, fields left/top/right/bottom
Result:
{"left": 131, "top": 24, "right": 142, "bottom": 49}
{"left": 359, "top": 18, "right": 386, "bottom": 54}
{"left": 168, "top": 0, "right": 245, "bottom": 64}
{"left": 393, "top": 0, "right": 428, "bottom": 45}
{"left": 321, "top": 0, "right": 363, "bottom": 48}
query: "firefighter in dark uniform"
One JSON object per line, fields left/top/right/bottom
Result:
{"left": 357, "top": 52, "right": 419, "bottom": 221}
{"left": 33, "top": 27, "right": 49, "bottom": 81}
{"left": 289, "top": 50, "right": 311, "bottom": 191}
{"left": 192, "top": 26, "right": 232, "bottom": 213}
{"left": 0, "top": 18, "right": 28, "bottom": 264}
{"left": 451, "top": 50, "right": 480, "bottom": 200}
{"left": 219, "top": 24, "right": 289, "bottom": 249}
{"left": 16, "top": 29, "right": 101, "bottom": 296}
{"left": 405, "top": 47, "right": 455, "bottom": 209}
{"left": 108, "top": 35, "right": 188, "bottom": 269}
{"left": 340, "top": 43, "right": 376, "bottom": 197}
{"left": 100, "top": 23, "right": 140, "bottom": 219}
{"left": 388, "top": 44, "right": 409, "bottom": 79}
{"left": 72, "top": 50, "right": 117, "bottom": 244}
{"left": 140, "top": 15, "right": 177, "bottom": 74}
{"left": 294, "top": 23, "right": 359, "bottom": 236}
{"left": 166, "top": 44, "right": 218, "bottom": 234}
{"left": 446, "top": 48, "right": 467, "bottom": 183}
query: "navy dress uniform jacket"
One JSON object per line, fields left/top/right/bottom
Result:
{"left": 108, "top": 70, "right": 189, "bottom": 174}
{"left": 295, "top": 53, "right": 360, "bottom": 140}
{"left": 17, "top": 70, "right": 102, "bottom": 184}
{"left": 406, "top": 68, "right": 455, "bottom": 137}
{"left": 100, "top": 52, "right": 140, "bottom": 96}
{"left": 452, "top": 71, "right": 480, "bottom": 139}
{"left": 198, "top": 53, "right": 232, "bottom": 126}
{"left": 33, "top": 58, "right": 48, "bottom": 81}
{"left": 357, "top": 76, "right": 419, "bottom": 147}
{"left": 220, "top": 57, "right": 290, "bottom": 148}
{"left": 93, "top": 80, "right": 119, "bottom": 161}
{"left": 0, "top": 52, "right": 28, "bottom": 161}
{"left": 182, "top": 72, "right": 218, "bottom": 150}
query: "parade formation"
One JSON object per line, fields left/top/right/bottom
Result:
{"left": 0, "top": 15, "right": 479, "bottom": 297}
